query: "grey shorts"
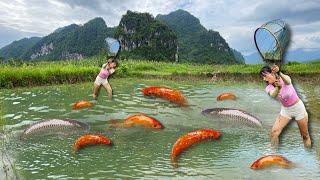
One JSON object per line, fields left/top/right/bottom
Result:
{"left": 280, "top": 100, "right": 308, "bottom": 120}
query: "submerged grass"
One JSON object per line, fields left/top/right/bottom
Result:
{"left": 0, "top": 94, "right": 4, "bottom": 129}
{"left": 0, "top": 57, "right": 319, "bottom": 88}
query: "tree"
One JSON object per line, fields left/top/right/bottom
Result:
{"left": 0, "top": 56, "right": 4, "bottom": 64}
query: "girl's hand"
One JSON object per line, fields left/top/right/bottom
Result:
{"left": 109, "top": 68, "right": 115, "bottom": 74}
{"left": 271, "top": 65, "right": 279, "bottom": 73}
{"left": 274, "top": 79, "right": 282, "bottom": 87}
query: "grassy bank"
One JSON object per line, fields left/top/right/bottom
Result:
{"left": 0, "top": 57, "right": 319, "bottom": 88}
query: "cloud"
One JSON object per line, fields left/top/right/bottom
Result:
{"left": 243, "top": 0, "right": 320, "bottom": 24}
{"left": 0, "top": 0, "right": 319, "bottom": 53}
{"left": 0, "top": 24, "right": 42, "bottom": 48}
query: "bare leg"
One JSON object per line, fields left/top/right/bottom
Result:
{"left": 271, "top": 115, "right": 291, "bottom": 148}
{"left": 296, "top": 114, "right": 312, "bottom": 148}
{"left": 93, "top": 84, "right": 101, "bottom": 99}
{"left": 103, "top": 82, "right": 112, "bottom": 100}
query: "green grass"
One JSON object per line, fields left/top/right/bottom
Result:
{"left": 0, "top": 57, "right": 319, "bottom": 88}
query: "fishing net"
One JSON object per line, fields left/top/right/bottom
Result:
{"left": 105, "top": 37, "right": 121, "bottom": 57}
{"left": 254, "top": 19, "right": 290, "bottom": 64}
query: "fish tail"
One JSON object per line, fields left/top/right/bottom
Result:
{"left": 287, "top": 161, "right": 296, "bottom": 168}
{"left": 281, "top": 160, "right": 294, "bottom": 168}
{"left": 72, "top": 104, "right": 77, "bottom": 110}
{"left": 171, "top": 156, "right": 178, "bottom": 168}
{"left": 182, "top": 106, "right": 192, "bottom": 111}
{"left": 71, "top": 147, "right": 79, "bottom": 159}
{"left": 71, "top": 145, "right": 78, "bottom": 155}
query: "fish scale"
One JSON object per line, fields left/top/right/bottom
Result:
{"left": 22, "top": 119, "right": 89, "bottom": 136}
{"left": 202, "top": 108, "right": 262, "bottom": 127}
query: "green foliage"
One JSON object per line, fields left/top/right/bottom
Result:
{"left": 0, "top": 58, "right": 319, "bottom": 88}
{"left": 1, "top": 10, "right": 246, "bottom": 65}
{"left": 231, "top": 48, "right": 245, "bottom": 64}
{"left": 21, "top": 18, "right": 116, "bottom": 60}
{"left": 115, "top": 11, "right": 177, "bottom": 61}
{"left": 156, "top": 9, "right": 241, "bottom": 64}
{"left": 0, "top": 56, "right": 4, "bottom": 64}
{"left": 287, "top": 61, "right": 301, "bottom": 65}
{"left": 116, "top": 63, "right": 129, "bottom": 76}
{"left": 0, "top": 37, "right": 41, "bottom": 59}
{"left": 7, "top": 58, "right": 24, "bottom": 66}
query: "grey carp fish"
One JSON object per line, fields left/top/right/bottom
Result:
{"left": 22, "top": 119, "right": 89, "bottom": 137}
{"left": 202, "top": 108, "right": 262, "bottom": 128}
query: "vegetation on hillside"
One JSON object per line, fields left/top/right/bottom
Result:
{"left": 0, "top": 10, "right": 246, "bottom": 64}
{"left": 156, "top": 9, "right": 240, "bottom": 64}
{"left": 22, "top": 18, "right": 115, "bottom": 60}
{"left": 0, "top": 37, "right": 41, "bottom": 59}
{"left": 115, "top": 11, "right": 177, "bottom": 61}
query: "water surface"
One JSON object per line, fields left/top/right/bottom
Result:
{"left": 1, "top": 78, "right": 319, "bottom": 179}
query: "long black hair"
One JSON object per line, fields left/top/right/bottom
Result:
{"left": 259, "top": 66, "right": 272, "bottom": 77}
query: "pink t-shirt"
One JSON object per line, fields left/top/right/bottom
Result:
{"left": 265, "top": 78, "right": 299, "bottom": 107}
{"left": 98, "top": 64, "right": 115, "bottom": 79}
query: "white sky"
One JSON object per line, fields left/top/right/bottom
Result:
{"left": 0, "top": 0, "right": 319, "bottom": 55}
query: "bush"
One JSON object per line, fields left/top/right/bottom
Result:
{"left": 287, "top": 61, "right": 300, "bottom": 65}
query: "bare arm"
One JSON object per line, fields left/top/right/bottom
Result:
{"left": 269, "top": 86, "right": 281, "bottom": 98}
{"left": 271, "top": 65, "right": 291, "bottom": 85}
{"left": 268, "top": 79, "right": 282, "bottom": 98}
{"left": 279, "top": 72, "right": 291, "bottom": 85}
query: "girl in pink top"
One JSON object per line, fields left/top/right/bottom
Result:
{"left": 260, "top": 65, "right": 311, "bottom": 148}
{"left": 93, "top": 58, "right": 117, "bottom": 100}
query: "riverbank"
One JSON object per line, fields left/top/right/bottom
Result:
{"left": 0, "top": 58, "right": 319, "bottom": 88}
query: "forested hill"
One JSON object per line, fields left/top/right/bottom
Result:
{"left": 0, "top": 37, "right": 41, "bottom": 59}
{"left": 0, "top": 10, "right": 244, "bottom": 64}
{"left": 22, "top": 18, "right": 115, "bottom": 60}
{"left": 115, "top": 10, "right": 178, "bottom": 61}
{"left": 156, "top": 9, "right": 244, "bottom": 64}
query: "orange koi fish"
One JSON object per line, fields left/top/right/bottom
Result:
{"left": 124, "top": 114, "right": 163, "bottom": 129}
{"left": 171, "top": 129, "right": 221, "bottom": 166}
{"left": 72, "top": 100, "right": 93, "bottom": 109}
{"left": 216, "top": 92, "right": 237, "bottom": 101}
{"left": 250, "top": 155, "right": 293, "bottom": 170}
{"left": 73, "top": 134, "right": 112, "bottom": 152}
{"left": 109, "top": 114, "right": 164, "bottom": 129}
{"left": 142, "top": 86, "right": 188, "bottom": 106}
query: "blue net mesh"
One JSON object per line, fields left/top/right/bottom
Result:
{"left": 105, "top": 37, "right": 120, "bottom": 57}
{"left": 254, "top": 19, "right": 290, "bottom": 63}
